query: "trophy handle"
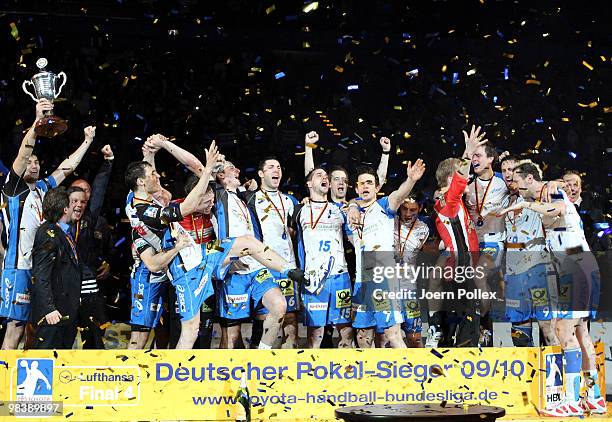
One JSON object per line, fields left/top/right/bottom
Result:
{"left": 22, "top": 80, "right": 38, "bottom": 102}
{"left": 55, "top": 72, "right": 67, "bottom": 98}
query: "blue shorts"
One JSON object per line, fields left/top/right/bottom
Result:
{"left": 375, "top": 297, "right": 421, "bottom": 335}
{"left": 218, "top": 268, "right": 278, "bottom": 320}
{"left": 130, "top": 264, "right": 166, "bottom": 329}
{"left": 169, "top": 239, "right": 234, "bottom": 322}
{"left": 0, "top": 268, "right": 31, "bottom": 322}
{"left": 352, "top": 276, "right": 404, "bottom": 330}
{"left": 257, "top": 270, "right": 299, "bottom": 315}
{"left": 402, "top": 298, "right": 422, "bottom": 334}
{"left": 504, "top": 263, "right": 554, "bottom": 322}
{"left": 302, "top": 272, "right": 352, "bottom": 327}
{"left": 554, "top": 253, "right": 600, "bottom": 320}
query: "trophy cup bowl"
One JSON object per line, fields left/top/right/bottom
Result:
{"left": 22, "top": 58, "right": 68, "bottom": 137}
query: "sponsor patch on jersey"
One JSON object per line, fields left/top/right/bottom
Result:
{"left": 226, "top": 294, "right": 248, "bottom": 304}
{"left": 505, "top": 299, "right": 520, "bottom": 308}
{"left": 404, "top": 300, "right": 420, "bottom": 318}
{"left": 255, "top": 269, "right": 272, "bottom": 283}
{"left": 143, "top": 206, "right": 160, "bottom": 218}
{"left": 335, "top": 289, "right": 351, "bottom": 309}
{"left": 15, "top": 293, "right": 30, "bottom": 304}
{"left": 530, "top": 288, "right": 548, "bottom": 307}
{"left": 307, "top": 302, "right": 328, "bottom": 311}
{"left": 276, "top": 278, "right": 295, "bottom": 296}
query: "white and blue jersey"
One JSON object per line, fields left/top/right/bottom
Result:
{"left": 465, "top": 172, "right": 509, "bottom": 262}
{"left": 214, "top": 187, "right": 277, "bottom": 320}
{"left": 393, "top": 216, "right": 429, "bottom": 334}
{"left": 0, "top": 170, "right": 56, "bottom": 321}
{"left": 163, "top": 224, "right": 234, "bottom": 322}
{"left": 544, "top": 189, "right": 598, "bottom": 320}
{"left": 503, "top": 197, "right": 554, "bottom": 322}
{"left": 125, "top": 191, "right": 183, "bottom": 328}
{"left": 352, "top": 197, "right": 404, "bottom": 330}
{"left": 244, "top": 190, "right": 299, "bottom": 313}
{"left": 293, "top": 200, "right": 352, "bottom": 326}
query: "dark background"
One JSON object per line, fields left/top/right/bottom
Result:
{"left": 0, "top": 0, "right": 610, "bottom": 318}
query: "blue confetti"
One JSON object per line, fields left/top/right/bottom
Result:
{"left": 113, "top": 112, "right": 119, "bottom": 121}
{"left": 535, "top": 118, "right": 544, "bottom": 123}
{"left": 568, "top": 152, "right": 577, "bottom": 159}
{"left": 114, "top": 237, "right": 126, "bottom": 247}
{"left": 504, "top": 68, "right": 509, "bottom": 80}
{"left": 275, "top": 72, "right": 286, "bottom": 79}
{"left": 452, "top": 72, "right": 459, "bottom": 84}
{"left": 347, "top": 84, "right": 359, "bottom": 91}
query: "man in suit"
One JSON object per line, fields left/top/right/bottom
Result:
{"left": 30, "top": 187, "right": 83, "bottom": 349}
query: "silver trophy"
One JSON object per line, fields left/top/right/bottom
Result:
{"left": 22, "top": 58, "right": 68, "bottom": 137}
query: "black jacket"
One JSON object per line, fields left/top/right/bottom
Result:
{"left": 73, "top": 159, "right": 113, "bottom": 279}
{"left": 31, "top": 221, "right": 83, "bottom": 325}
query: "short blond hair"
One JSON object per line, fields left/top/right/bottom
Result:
{"left": 435, "top": 158, "right": 460, "bottom": 188}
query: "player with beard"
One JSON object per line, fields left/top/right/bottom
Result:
{"left": 348, "top": 160, "right": 426, "bottom": 349}
{"left": 214, "top": 158, "right": 305, "bottom": 350}
{"left": 292, "top": 168, "right": 354, "bottom": 348}
{"left": 1, "top": 99, "right": 95, "bottom": 350}
{"left": 500, "top": 162, "right": 604, "bottom": 416}
{"left": 394, "top": 198, "right": 429, "bottom": 347}
{"left": 242, "top": 157, "right": 300, "bottom": 348}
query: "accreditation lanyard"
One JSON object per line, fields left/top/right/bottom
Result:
{"left": 397, "top": 218, "right": 416, "bottom": 259}
{"left": 474, "top": 176, "right": 493, "bottom": 224}
{"left": 61, "top": 225, "right": 79, "bottom": 262}
{"left": 309, "top": 201, "right": 328, "bottom": 230}
{"left": 191, "top": 214, "right": 206, "bottom": 244}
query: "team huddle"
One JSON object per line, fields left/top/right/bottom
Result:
{"left": 0, "top": 100, "right": 605, "bottom": 417}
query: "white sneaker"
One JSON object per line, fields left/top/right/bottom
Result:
{"left": 581, "top": 396, "right": 606, "bottom": 414}
{"left": 425, "top": 326, "right": 442, "bottom": 348}
{"left": 540, "top": 399, "right": 583, "bottom": 417}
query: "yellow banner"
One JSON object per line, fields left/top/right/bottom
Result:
{"left": 0, "top": 345, "right": 604, "bottom": 420}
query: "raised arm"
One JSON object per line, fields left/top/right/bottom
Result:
{"left": 142, "top": 143, "right": 158, "bottom": 169}
{"left": 178, "top": 140, "right": 219, "bottom": 217}
{"left": 51, "top": 126, "right": 96, "bottom": 185}
{"left": 146, "top": 134, "right": 204, "bottom": 177}
{"left": 304, "top": 131, "right": 319, "bottom": 177}
{"left": 13, "top": 100, "right": 53, "bottom": 176}
{"left": 376, "top": 136, "right": 391, "bottom": 187}
{"left": 439, "top": 125, "right": 488, "bottom": 215}
{"left": 88, "top": 145, "right": 114, "bottom": 221}
{"left": 388, "top": 159, "right": 426, "bottom": 211}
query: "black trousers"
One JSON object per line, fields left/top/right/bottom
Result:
{"left": 32, "top": 323, "right": 78, "bottom": 349}
{"left": 78, "top": 293, "right": 109, "bottom": 349}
